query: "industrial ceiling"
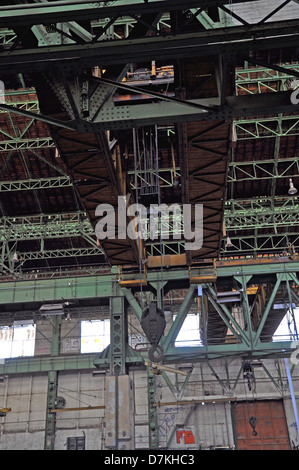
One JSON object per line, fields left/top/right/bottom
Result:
{"left": 0, "top": 0, "right": 298, "bottom": 278}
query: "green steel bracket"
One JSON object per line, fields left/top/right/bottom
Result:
{"left": 148, "top": 280, "right": 168, "bottom": 310}
{"left": 260, "top": 361, "right": 285, "bottom": 394}
{"left": 109, "top": 296, "right": 126, "bottom": 375}
{"left": 93, "top": 343, "right": 144, "bottom": 372}
{"left": 122, "top": 287, "right": 142, "bottom": 321}
{"left": 234, "top": 275, "right": 254, "bottom": 342}
{"left": 94, "top": 283, "right": 144, "bottom": 373}
{"left": 161, "top": 285, "right": 197, "bottom": 353}
{"left": 157, "top": 365, "right": 193, "bottom": 401}
{"left": 206, "top": 361, "right": 232, "bottom": 396}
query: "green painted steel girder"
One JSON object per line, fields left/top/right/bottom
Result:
{"left": 17, "top": 247, "right": 102, "bottom": 261}
{"left": 0, "top": 263, "right": 298, "bottom": 370}
{"left": 0, "top": 340, "right": 293, "bottom": 375}
{"left": 0, "top": 18, "right": 297, "bottom": 75}
{"left": 11, "top": 91, "right": 294, "bottom": 132}
{"left": 1, "top": 76, "right": 298, "bottom": 134}
{"left": 0, "top": 259, "right": 298, "bottom": 306}
{"left": 226, "top": 196, "right": 299, "bottom": 214}
{"left": 0, "top": 101, "right": 39, "bottom": 113}
{"left": 0, "top": 353, "right": 97, "bottom": 375}
{"left": 163, "top": 340, "right": 294, "bottom": 362}
{"left": 235, "top": 63, "right": 299, "bottom": 84}
{"left": 147, "top": 241, "right": 185, "bottom": 256}
{"left": 0, "top": 274, "right": 116, "bottom": 305}
{"left": 0, "top": 211, "right": 93, "bottom": 242}
{"left": 221, "top": 233, "right": 299, "bottom": 255}
{"left": 90, "top": 92, "right": 299, "bottom": 130}
{"left": 234, "top": 115, "right": 299, "bottom": 140}
{"left": 0, "top": 0, "right": 260, "bottom": 29}
{"left": 0, "top": 177, "right": 71, "bottom": 192}
{"left": 228, "top": 157, "right": 299, "bottom": 183}
{"left": 0, "top": 28, "right": 16, "bottom": 45}
{"left": 161, "top": 284, "right": 197, "bottom": 351}
{"left": 0, "top": 137, "right": 54, "bottom": 152}
{"left": 224, "top": 199, "right": 299, "bottom": 231}
{"left": 129, "top": 167, "right": 181, "bottom": 189}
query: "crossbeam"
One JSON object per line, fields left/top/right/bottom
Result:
{"left": 0, "top": 19, "right": 298, "bottom": 74}
{"left": 1, "top": 90, "right": 296, "bottom": 132}
{"left": 0, "top": 137, "right": 54, "bottom": 152}
{"left": 0, "top": 0, "right": 261, "bottom": 29}
{"left": 224, "top": 198, "right": 299, "bottom": 231}
{"left": 0, "top": 177, "right": 71, "bottom": 192}
{"left": 228, "top": 157, "right": 299, "bottom": 183}
{"left": 234, "top": 116, "right": 299, "bottom": 140}
{"left": 0, "top": 258, "right": 297, "bottom": 305}
{"left": 0, "top": 259, "right": 298, "bottom": 364}
{"left": 0, "top": 211, "right": 93, "bottom": 241}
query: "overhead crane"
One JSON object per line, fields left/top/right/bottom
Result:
{"left": 0, "top": 0, "right": 299, "bottom": 450}
{"left": 0, "top": 0, "right": 298, "bottom": 313}
{"left": 0, "top": 0, "right": 298, "bottom": 359}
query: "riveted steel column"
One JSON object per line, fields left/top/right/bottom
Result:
{"left": 110, "top": 295, "right": 126, "bottom": 375}
{"left": 105, "top": 292, "right": 135, "bottom": 449}
{"left": 147, "top": 367, "right": 159, "bottom": 449}
{"left": 44, "top": 315, "right": 61, "bottom": 450}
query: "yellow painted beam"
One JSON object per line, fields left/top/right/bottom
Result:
{"left": 51, "top": 406, "right": 105, "bottom": 413}
{"left": 147, "top": 254, "right": 187, "bottom": 268}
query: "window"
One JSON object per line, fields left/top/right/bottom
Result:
{"left": 0, "top": 323, "right": 36, "bottom": 359}
{"left": 174, "top": 313, "right": 202, "bottom": 347}
{"left": 66, "top": 436, "right": 85, "bottom": 450}
{"left": 80, "top": 319, "right": 110, "bottom": 353}
{"left": 129, "top": 333, "right": 146, "bottom": 349}
{"left": 273, "top": 308, "right": 299, "bottom": 342}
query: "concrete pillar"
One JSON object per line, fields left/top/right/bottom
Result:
{"left": 105, "top": 374, "right": 135, "bottom": 450}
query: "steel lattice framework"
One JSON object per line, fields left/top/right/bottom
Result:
{"left": 0, "top": 0, "right": 299, "bottom": 450}
{"left": 0, "top": 0, "right": 297, "bottom": 266}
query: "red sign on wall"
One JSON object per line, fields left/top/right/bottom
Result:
{"left": 176, "top": 430, "right": 195, "bottom": 445}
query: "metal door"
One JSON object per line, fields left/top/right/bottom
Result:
{"left": 232, "top": 400, "right": 291, "bottom": 450}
